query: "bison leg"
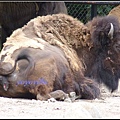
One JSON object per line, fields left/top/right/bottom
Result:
{"left": 36, "top": 90, "right": 69, "bottom": 101}
{"left": 49, "top": 90, "right": 69, "bottom": 101}
{"left": 36, "top": 90, "right": 80, "bottom": 102}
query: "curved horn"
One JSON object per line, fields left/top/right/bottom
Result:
{"left": 0, "top": 62, "right": 17, "bottom": 76}
{"left": 0, "top": 49, "right": 34, "bottom": 76}
{"left": 108, "top": 23, "right": 114, "bottom": 39}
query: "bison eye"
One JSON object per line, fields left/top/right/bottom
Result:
{"left": 0, "top": 76, "right": 3, "bottom": 80}
{"left": 98, "top": 31, "right": 111, "bottom": 47}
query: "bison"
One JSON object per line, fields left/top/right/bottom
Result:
{"left": 0, "top": 2, "right": 68, "bottom": 49}
{"left": 0, "top": 13, "right": 101, "bottom": 101}
{"left": 85, "top": 15, "right": 120, "bottom": 92}
{"left": 0, "top": 13, "right": 120, "bottom": 101}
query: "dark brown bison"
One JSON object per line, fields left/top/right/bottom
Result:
{"left": 0, "top": 2, "right": 67, "bottom": 49}
{"left": 84, "top": 15, "right": 120, "bottom": 92}
{"left": 0, "top": 13, "right": 101, "bottom": 101}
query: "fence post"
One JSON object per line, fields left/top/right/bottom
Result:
{"left": 91, "top": 4, "right": 97, "bottom": 20}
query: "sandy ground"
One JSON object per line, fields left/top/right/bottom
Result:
{"left": 0, "top": 83, "right": 120, "bottom": 119}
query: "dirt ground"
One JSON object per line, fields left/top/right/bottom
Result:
{"left": 0, "top": 83, "right": 120, "bottom": 119}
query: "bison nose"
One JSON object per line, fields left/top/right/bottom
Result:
{"left": 3, "top": 83, "right": 9, "bottom": 91}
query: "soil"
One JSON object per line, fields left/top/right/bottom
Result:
{"left": 0, "top": 83, "right": 120, "bottom": 119}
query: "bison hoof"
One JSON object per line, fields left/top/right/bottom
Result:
{"left": 64, "top": 97, "right": 72, "bottom": 102}
{"left": 69, "top": 92, "right": 76, "bottom": 98}
{"left": 68, "top": 92, "right": 81, "bottom": 101}
{"left": 49, "top": 90, "right": 69, "bottom": 101}
{"left": 47, "top": 98, "right": 56, "bottom": 102}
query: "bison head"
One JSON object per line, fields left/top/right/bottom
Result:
{"left": 85, "top": 15, "right": 120, "bottom": 92}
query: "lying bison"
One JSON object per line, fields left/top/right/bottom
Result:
{"left": 0, "top": 13, "right": 101, "bottom": 101}
{"left": 0, "top": 13, "right": 120, "bottom": 101}
{"left": 0, "top": 2, "right": 67, "bottom": 49}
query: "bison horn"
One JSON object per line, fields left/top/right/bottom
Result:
{"left": 0, "top": 62, "right": 17, "bottom": 75}
{"left": 108, "top": 23, "right": 114, "bottom": 39}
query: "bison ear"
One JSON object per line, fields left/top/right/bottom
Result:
{"left": 108, "top": 23, "right": 114, "bottom": 40}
